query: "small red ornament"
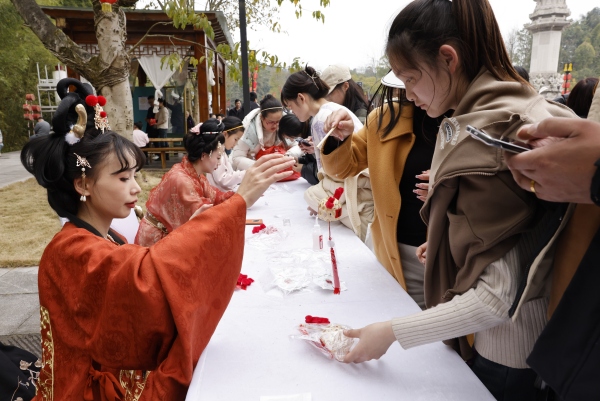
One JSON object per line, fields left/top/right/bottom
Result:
{"left": 305, "top": 315, "right": 330, "bottom": 324}
{"left": 97, "top": 96, "right": 107, "bottom": 106}
{"left": 236, "top": 274, "right": 254, "bottom": 290}
{"left": 85, "top": 95, "right": 98, "bottom": 107}
{"left": 100, "top": 111, "right": 107, "bottom": 118}
{"left": 251, "top": 223, "right": 266, "bottom": 234}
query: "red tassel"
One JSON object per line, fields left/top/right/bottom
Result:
{"left": 329, "top": 222, "right": 341, "bottom": 294}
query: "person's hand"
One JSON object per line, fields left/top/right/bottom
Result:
{"left": 416, "top": 242, "right": 427, "bottom": 265}
{"left": 414, "top": 170, "right": 430, "bottom": 202}
{"left": 237, "top": 154, "right": 295, "bottom": 207}
{"left": 189, "top": 203, "right": 213, "bottom": 220}
{"left": 307, "top": 206, "right": 317, "bottom": 216}
{"left": 505, "top": 118, "right": 600, "bottom": 204}
{"left": 324, "top": 109, "right": 355, "bottom": 141}
{"left": 292, "top": 162, "right": 303, "bottom": 173}
{"left": 342, "top": 321, "right": 396, "bottom": 363}
{"left": 299, "top": 137, "right": 315, "bottom": 154}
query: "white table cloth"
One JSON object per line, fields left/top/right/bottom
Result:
{"left": 186, "top": 179, "right": 494, "bottom": 401}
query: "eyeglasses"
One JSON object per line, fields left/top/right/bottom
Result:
{"left": 263, "top": 118, "right": 281, "bottom": 127}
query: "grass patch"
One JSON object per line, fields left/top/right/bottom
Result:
{"left": 0, "top": 170, "right": 165, "bottom": 267}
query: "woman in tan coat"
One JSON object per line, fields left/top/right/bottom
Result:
{"left": 321, "top": 72, "right": 442, "bottom": 308}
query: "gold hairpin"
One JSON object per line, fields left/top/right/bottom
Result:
{"left": 74, "top": 153, "right": 92, "bottom": 202}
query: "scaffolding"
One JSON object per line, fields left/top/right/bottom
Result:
{"left": 36, "top": 63, "right": 65, "bottom": 118}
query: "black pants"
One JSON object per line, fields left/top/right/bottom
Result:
{"left": 471, "top": 352, "right": 539, "bottom": 401}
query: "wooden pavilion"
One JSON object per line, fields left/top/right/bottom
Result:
{"left": 41, "top": 6, "right": 233, "bottom": 123}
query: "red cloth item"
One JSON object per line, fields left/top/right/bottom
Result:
{"left": 305, "top": 315, "right": 330, "bottom": 324}
{"left": 255, "top": 145, "right": 300, "bottom": 182}
{"left": 251, "top": 223, "right": 267, "bottom": 234}
{"left": 236, "top": 274, "right": 254, "bottom": 290}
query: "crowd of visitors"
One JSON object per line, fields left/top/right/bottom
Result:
{"left": 3, "top": 0, "right": 600, "bottom": 400}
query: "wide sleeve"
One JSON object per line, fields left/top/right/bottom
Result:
{"left": 41, "top": 195, "right": 247, "bottom": 399}
{"left": 198, "top": 174, "right": 235, "bottom": 206}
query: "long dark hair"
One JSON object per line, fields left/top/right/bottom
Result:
{"left": 184, "top": 118, "right": 225, "bottom": 162}
{"left": 367, "top": 78, "right": 409, "bottom": 138}
{"left": 331, "top": 79, "right": 368, "bottom": 115}
{"left": 280, "top": 66, "right": 330, "bottom": 105}
{"left": 386, "top": 0, "right": 529, "bottom": 87}
{"left": 566, "top": 77, "right": 599, "bottom": 118}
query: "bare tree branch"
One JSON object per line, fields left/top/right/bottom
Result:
{"left": 10, "top": 0, "right": 93, "bottom": 69}
{"left": 128, "top": 21, "right": 174, "bottom": 54}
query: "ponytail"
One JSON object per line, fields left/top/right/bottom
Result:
{"left": 387, "top": 0, "right": 528, "bottom": 85}
{"left": 281, "top": 65, "right": 330, "bottom": 105}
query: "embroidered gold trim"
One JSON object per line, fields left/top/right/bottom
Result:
{"left": 119, "top": 369, "right": 150, "bottom": 401}
{"left": 39, "top": 306, "right": 54, "bottom": 401}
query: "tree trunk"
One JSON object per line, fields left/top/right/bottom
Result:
{"left": 10, "top": 0, "right": 134, "bottom": 140}
{"left": 94, "top": 3, "right": 133, "bottom": 139}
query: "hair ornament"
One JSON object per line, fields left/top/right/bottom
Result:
{"left": 224, "top": 124, "right": 244, "bottom": 133}
{"left": 261, "top": 106, "right": 284, "bottom": 112}
{"left": 303, "top": 70, "right": 319, "bottom": 89}
{"left": 85, "top": 95, "right": 110, "bottom": 133}
{"left": 74, "top": 153, "right": 92, "bottom": 202}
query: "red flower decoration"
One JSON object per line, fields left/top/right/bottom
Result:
{"left": 251, "top": 223, "right": 266, "bottom": 234}
{"left": 97, "top": 96, "right": 107, "bottom": 106}
{"left": 100, "top": 111, "right": 107, "bottom": 118}
{"left": 236, "top": 274, "right": 254, "bottom": 290}
{"left": 85, "top": 95, "right": 98, "bottom": 107}
{"left": 305, "top": 315, "right": 330, "bottom": 324}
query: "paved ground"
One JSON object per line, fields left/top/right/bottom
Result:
{"left": 0, "top": 150, "right": 32, "bottom": 187}
{"left": 0, "top": 151, "right": 40, "bottom": 355}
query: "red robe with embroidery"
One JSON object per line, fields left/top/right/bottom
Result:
{"left": 35, "top": 195, "right": 246, "bottom": 401}
{"left": 135, "top": 156, "right": 234, "bottom": 246}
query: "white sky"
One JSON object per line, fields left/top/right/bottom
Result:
{"left": 241, "top": 0, "right": 598, "bottom": 71}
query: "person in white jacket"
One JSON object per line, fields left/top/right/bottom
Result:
{"left": 208, "top": 116, "right": 246, "bottom": 191}
{"left": 231, "top": 94, "right": 302, "bottom": 170}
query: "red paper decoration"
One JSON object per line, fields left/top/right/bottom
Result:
{"left": 305, "top": 315, "right": 330, "bottom": 324}
{"left": 236, "top": 274, "right": 254, "bottom": 290}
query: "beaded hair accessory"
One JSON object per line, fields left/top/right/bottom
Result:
{"left": 209, "top": 141, "right": 224, "bottom": 158}
{"left": 85, "top": 95, "right": 110, "bottom": 133}
{"left": 74, "top": 153, "right": 92, "bottom": 202}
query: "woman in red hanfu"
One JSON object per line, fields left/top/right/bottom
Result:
{"left": 20, "top": 78, "right": 294, "bottom": 401}
{"left": 135, "top": 118, "right": 234, "bottom": 247}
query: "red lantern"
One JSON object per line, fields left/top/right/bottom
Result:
{"left": 100, "top": 0, "right": 117, "bottom": 13}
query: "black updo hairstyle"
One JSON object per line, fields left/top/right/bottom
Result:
{"left": 280, "top": 66, "right": 330, "bottom": 106}
{"left": 184, "top": 118, "right": 225, "bottom": 162}
{"left": 221, "top": 116, "right": 244, "bottom": 135}
{"left": 20, "top": 78, "right": 145, "bottom": 221}
{"left": 259, "top": 94, "right": 284, "bottom": 119}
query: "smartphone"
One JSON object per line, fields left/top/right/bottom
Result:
{"left": 295, "top": 138, "right": 311, "bottom": 147}
{"left": 466, "top": 125, "right": 530, "bottom": 154}
{"left": 245, "top": 219, "right": 263, "bottom": 225}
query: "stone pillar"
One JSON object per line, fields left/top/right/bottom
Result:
{"left": 525, "top": 0, "right": 571, "bottom": 99}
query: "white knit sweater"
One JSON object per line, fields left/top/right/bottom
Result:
{"left": 391, "top": 246, "right": 548, "bottom": 368}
